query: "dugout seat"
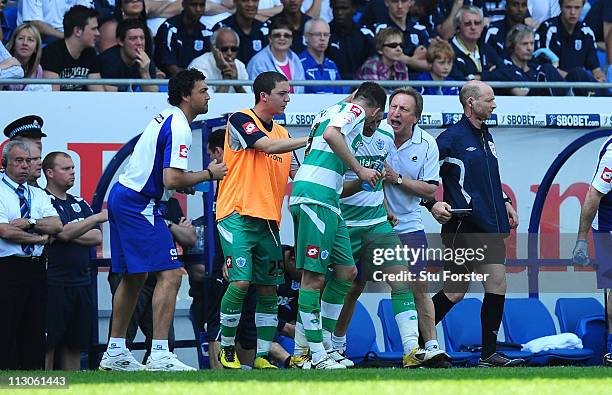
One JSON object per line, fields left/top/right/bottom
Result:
{"left": 346, "top": 300, "right": 403, "bottom": 365}
{"left": 555, "top": 297, "right": 606, "bottom": 365}
{"left": 376, "top": 299, "right": 471, "bottom": 365}
{"left": 503, "top": 298, "right": 594, "bottom": 365}
{"left": 441, "top": 298, "right": 533, "bottom": 366}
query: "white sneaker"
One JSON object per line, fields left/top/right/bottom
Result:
{"left": 146, "top": 352, "right": 197, "bottom": 371}
{"left": 99, "top": 350, "right": 145, "bottom": 371}
{"left": 312, "top": 355, "right": 346, "bottom": 370}
{"left": 328, "top": 350, "right": 354, "bottom": 368}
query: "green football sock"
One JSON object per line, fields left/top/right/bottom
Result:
{"left": 255, "top": 294, "right": 278, "bottom": 357}
{"left": 321, "top": 277, "right": 352, "bottom": 350}
{"left": 298, "top": 288, "right": 326, "bottom": 362}
{"left": 220, "top": 283, "right": 247, "bottom": 347}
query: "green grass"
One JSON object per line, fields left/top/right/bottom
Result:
{"left": 2, "top": 367, "right": 611, "bottom": 395}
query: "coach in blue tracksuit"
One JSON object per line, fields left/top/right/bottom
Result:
{"left": 423, "top": 81, "right": 524, "bottom": 368}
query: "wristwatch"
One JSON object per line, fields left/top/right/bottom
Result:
{"left": 396, "top": 174, "right": 403, "bottom": 185}
{"left": 28, "top": 218, "right": 37, "bottom": 229}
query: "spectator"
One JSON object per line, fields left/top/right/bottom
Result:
{"left": 17, "top": 0, "right": 94, "bottom": 43}
{"left": 299, "top": 18, "right": 345, "bottom": 94}
{"left": 356, "top": 27, "right": 409, "bottom": 86}
{"left": 435, "top": 0, "right": 487, "bottom": 40}
{"left": 369, "top": 0, "right": 430, "bottom": 72}
{"left": 256, "top": 0, "right": 283, "bottom": 21}
{"left": 100, "top": 19, "right": 158, "bottom": 92}
{"left": 326, "top": 0, "right": 375, "bottom": 80}
{"left": 93, "top": 0, "right": 115, "bottom": 21}
{"left": 145, "top": 0, "right": 184, "bottom": 36}
{"left": 528, "top": 0, "right": 560, "bottom": 26}
{"left": 583, "top": 0, "right": 612, "bottom": 73}
{"left": 449, "top": 5, "right": 503, "bottom": 81}
{"left": 154, "top": 0, "right": 211, "bottom": 77}
{"left": 41, "top": 5, "right": 103, "bottom": 91}
{"left": 247, "top": 17, "right": 306, "bottom": 93}
{"left": 4, "top": 23, "right": 49, "bottom": 91}
{"left": 43, "top": 152, "right": 107, "bottom": 371}
{"left": 213, "top": 0, "right": 270, "bottom": 65}
{"left": 537, "top": 0, "right": 606, "bottom": 91}
{"left": 0, "top": 40, "right": 25, "bottom": 80}
{"left": 99, "top": 0, "right": 152, "bottom": 53}
{"left": 484, "top": 24, "right": 567, "bottom": 96}
{"left": 484, "top": 0, "right": 538, "bottom": 58}
{"left": 0, "top": 0, "right": 6, "bottom": 42}
{"left": 188, "top": 27, "right": 250, "bottom": 93}
{"left": 301, "top": 0, "right": 332, "bottom": 22}
{"left": 0, "top": 139, "right": 62, "bottom": 370}
{"left": 270, "top": 0, "right": 310, "bottom": 53}
{"left": 415, "top": 40, "right": 459, "bottom": 95}
{"left": 410, "top": 0, "right": 438, "bottom": 39}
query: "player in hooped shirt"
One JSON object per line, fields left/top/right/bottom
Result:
{"left": 100, "top": 69, "right": 228, "bottom": 372}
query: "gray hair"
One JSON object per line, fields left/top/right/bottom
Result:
{"left": 389, "top": 87, "right": 424, "bottom": 118}
{"left": 505, "top": 24, "right": 535, "bottom": 51}
{"left": 2, "top": 140, "right": 30, "bottom": 162}
{"left": 454, "top": 5, "right": 484, "bottom": 28}
{"left": 304, "top": 17, "right": 329, "bottom": 34}
{"left": 210, "top": 27, "right": 240, "bottom": 48}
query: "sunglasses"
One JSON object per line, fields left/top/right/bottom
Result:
{"left": 462, "top": 20, "right": 483, "bottom": 27}
{"left": 219, "top": 46, "right": 239, "bottom": 53}
{"left": 271, "top": 32, "right": 293, "bottom": 39}
{"left": 383, "top": 42, "right": 403, "bottom": 49}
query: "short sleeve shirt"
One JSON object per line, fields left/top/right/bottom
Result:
{"left": 41, "top": 39, "right": 100, "bottom": 91}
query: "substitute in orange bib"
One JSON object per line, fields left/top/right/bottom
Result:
{"left": 216, "top": 71, "right": 308, "bottom": 369}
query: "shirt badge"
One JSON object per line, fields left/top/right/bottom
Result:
{"left": 194, "top": 40, "right": 204, "bottom": 51}
{"left": 488, "top": 141, "right": 498, "bottom": 158}
{"left": 71, "top": 203, "right": 82, "bottom": 213}
{"left": 253, "top": 40, "right": 262, "bottom": 51}
{"left": 575, "top": 39, "right": 582, "bottom": 51}
{"left": 410, "top": 33, "right": 419, "bottom": 46}
{"left": 375, "top": 138, "right": 385, "bottom": 150}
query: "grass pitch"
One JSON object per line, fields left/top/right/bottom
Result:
{"left": 2, "top": 367, "right": 610, "bottom": 395}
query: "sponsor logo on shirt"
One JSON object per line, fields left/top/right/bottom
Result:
{"left": 179, "top": 144, "right": 189, "bottom": 158}
{"left": 349, "top": 105, "right": 363, "bottom": 117}
{"left": 306, "top": 245, "right": 320, "bottom": 259}
{"left": 601, "top": 167, "right": 612, "bottom": 183}
{"left": 242, "top": 121, "right": 260, "bottom": 135}
{"left": 226, "top": 256, "right": 233, "bottom": 268}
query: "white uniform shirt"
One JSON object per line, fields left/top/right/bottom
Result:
{"left": 188, "top": 52, "right": 251, "bottom": 93}
{"left": 0, "top": 175, "right": 58, "bottom": 257}
{"left": 383, "top": 124, "right": 440, "bottom": 234}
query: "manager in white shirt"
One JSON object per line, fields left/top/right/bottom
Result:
{"left": 0, "top": 140, "right": 62, "bottom": 370}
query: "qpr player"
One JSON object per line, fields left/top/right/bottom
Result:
{"left": 100, "top": 69, "right": 228, "bottom": 372}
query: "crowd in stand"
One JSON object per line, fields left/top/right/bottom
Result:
{"left": 0, "top": 0, "right": 611, "bottom": 94}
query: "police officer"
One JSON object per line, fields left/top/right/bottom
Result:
{"left": 3, "top": 115, "right": 45, "bottom": 153}
{"left": 43, "top": 152, "right": 108, "bottom": 370}
{"left": 572, "top": 134, "right": 612, "bottom": 367}
{"left": 0, "top": 140, "right": 62, "bottom": 370}
{"left": 425, "top": 81, "right": 524, "bottom": 367}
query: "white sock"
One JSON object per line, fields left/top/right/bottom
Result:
{"left": 331, "top": 334, "right": 346, "bottom": 352}
{"left": 395, "top": 310, "right": 419, "bottom": 354}
{"left": 322, "top": 329, "right": 332, "bottom": 351}
{"left": 425, "top": 340, "right": 440, "bottom": 351}
{"left": 294, "top": 321, "right": 309, "bottom": 357}
{"left": 107, "top": 337, "right": 127, "bottom": 356}
{"left": 151, "top": 339, "right": 169, "bottom": 358}
{"left": 311, "top": 343, "right": 327, "bottom": 364}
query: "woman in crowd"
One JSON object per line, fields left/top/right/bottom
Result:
{"left": 356, "top": 27, "right": 409, "bottom": 88}
{"left": 247, "top": 17, "right": 305, "bottom": 93}
{"left": 3, "top": 23, "right": 48, "bottom": 91}
{"left": 99, "top": 0, "right": 152, "bottom": 53}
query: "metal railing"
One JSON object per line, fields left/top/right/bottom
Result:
{"left": 1, "top": 78, "right": 612, "bottom": 90}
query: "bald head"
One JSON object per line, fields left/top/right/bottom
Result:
{"left": 459, "top": 80, "right": 491, "bottom": 107}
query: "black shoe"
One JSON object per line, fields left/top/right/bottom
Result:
{"left": 478, "top": 352, "right": 525, "bottom": 367}
{"left": 604, "top": 353, "right": 612, "bottom": 367}
{"left": 422, "top": 351, "right": 453, "bottom": 369}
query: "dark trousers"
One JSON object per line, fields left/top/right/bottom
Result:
{"left": 0, "top": 257, "right": 47, "bottom": 370}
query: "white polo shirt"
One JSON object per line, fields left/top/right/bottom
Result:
{"left": 0, "top": 175, "right": 58, "bottom": 257}
{"left": 383, "top": 124, "right": 440, "bottom": 234}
